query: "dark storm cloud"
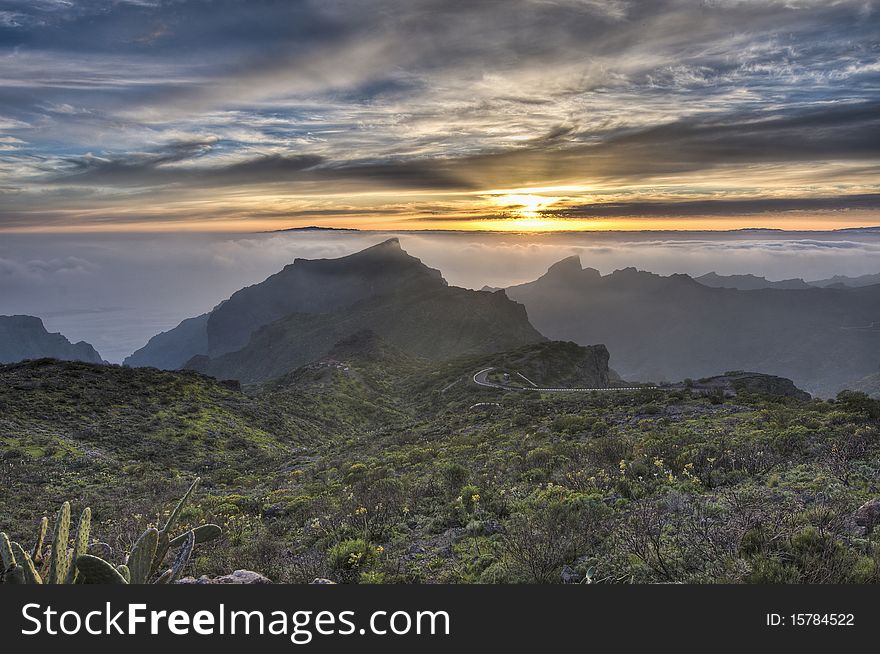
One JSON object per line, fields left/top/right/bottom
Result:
{"left": 0, "top": 0, "right": 878, "bottom": 227}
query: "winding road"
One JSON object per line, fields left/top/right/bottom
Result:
{"left": 472, "top": 367, "right": 653, "bottom": 393}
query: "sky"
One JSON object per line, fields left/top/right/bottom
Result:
{"left": 0, "top": 0, "right": 879, "bottom": 232}
{"left": 3, "top": 229, "right": 880, "bottom": 361}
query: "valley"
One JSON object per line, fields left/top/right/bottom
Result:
{"left": 2, "top": 239, "right": 880, "bottom": 584}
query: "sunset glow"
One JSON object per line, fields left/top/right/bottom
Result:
{"left": 0, "top": 1, "right": 877, "bottom": 233}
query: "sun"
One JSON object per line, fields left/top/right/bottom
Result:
{"left": 492, "top": 193, "right": 561, "bottom": 219}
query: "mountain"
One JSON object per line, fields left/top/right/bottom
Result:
{"left": 506, "top": 258, "right": 880, "bottom": 397}
{"left": 694, "top": 272, "right": 811, "bottom": 290}
{"left": 476, "top": 340, "right": 611, "bottom": 389}
{"left": 125, "top": 238, "right": 453, "bottom": 369}
{"left": 808, "top": 272, "right": 880, "bottom": 289}
{"left": 688, "top": 371, "right": 811, "bottom": 400}
{"left": 0, "top": 315, "right": 103, "bottom": 364}
{"left": 206, "top": 238, "right": 447, "bottom": 357}
{"left": 124, "top": 313, "right": 209, "bottom": 369}
{"left": 850, "top": 372, "right": 880, "bottom": 399}
{"left": 186, "top": 281, "right": 546, "bottom": 383}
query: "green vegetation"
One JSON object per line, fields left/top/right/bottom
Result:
{"left": 0, "top": 477, "right": 221, "bottom": 584}
{"left": 2, "top": 357, "right": 879, "bottom": 584}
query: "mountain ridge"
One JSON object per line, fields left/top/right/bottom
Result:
{"left": 0, "top": 315, "right": 104, "bottom": 365}
{"left": 506, "top": 255, "right": 880, "bottom": 397}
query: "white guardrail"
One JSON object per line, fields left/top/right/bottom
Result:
{"left": 472, "top": 367, "right": 656, "bottom": 393}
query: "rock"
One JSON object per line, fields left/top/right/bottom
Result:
{"left": 854, "top": 498, "right": 880, "bottom": 534}
{"left": 0, "top": 315, "right": 104, "bottom": 364}
{"left": 481, "top": 520, "right": 504, "bottom": 535}
{"left": 561, "top": 565, "right": 580, "bottom": 584}
{"left": 311, "top": 578, "right": 336, "bottom": 584}
{"left": 176, "top": 569, "right": 272, "bottom": 584}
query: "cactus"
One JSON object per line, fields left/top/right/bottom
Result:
{"left": 154, "top": 569, "right": 174, "bottom": 584}
{"left": 31, "top": 517, "right": 47, "bottom": 564}
{"left": 1, "top": 476, "right": 221, "bottom": 585}
{"left": 127, "top": 527, "right": 159, "bottom": 584}
{"left": 75, "top": 555, "right": 128, "bottom": 584}
{"left": 47, "top": 501, "right": 71, "bottom": 584}
{"left": 169, "top": 523, "right": 221, "bottom": 548}
{"left": 168, "top": 530, "right": 195, "bottom": 583}
{"left": 150, "top": 477, "right": 199, "bottom": 576}
{"left": 165, "top": 477, "right": 199, "bottom": 534}
{"left": 151, "top": 530, "right": 171, "bottom": 578}
{"left": 64, "top": 507, "right": 91, "bottom": 584}
{"left": 87, "top": 542, "right": 112, "bottom": 559}
{"left": 4, "top": 564, "right": 26, "bottom": 584}
{"left": 10, "top": 541, "right": 42, "bottom": 584}
{"left": 0, "top": 532, "right": 16, "bottom": 572}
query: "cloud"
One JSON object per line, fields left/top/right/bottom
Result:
{"left": 551, "top": 194, "right": 880, "bottom": 218}
{"left": 4, "top": 229, "right": 880, "bottom": 362}
{"left": 0, "top": 0, "right": 877, "bottom": 230}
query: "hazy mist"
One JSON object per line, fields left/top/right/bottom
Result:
{"left": 2, "top": 229, "right": 879, "bottom": 362}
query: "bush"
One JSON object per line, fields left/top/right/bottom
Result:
{"left": 440, "top": 462, "right": 469, "bottom": 495}
{"left": 328, "top": 538, "right": 377, "bottom": 583}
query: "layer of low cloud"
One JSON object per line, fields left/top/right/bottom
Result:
{"left": 2, "top": 229, "right": 879, "bottom": 361}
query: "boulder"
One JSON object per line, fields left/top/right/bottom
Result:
{"left": 176, "top": 569, "right": 271, "bottom": 584}
{"left": 854, "top": 498, "right": 880, "bottom": 534}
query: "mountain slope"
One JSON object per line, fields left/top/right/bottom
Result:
{"left": 205, "top": 238, "right": 446, "bottom": 357}
{"left": 124, "top": 312, "right": 209, "bottom": 369}
{"left": 694, "top": 272, "right": 811, "bottom": 290}
{"left": 5, "top": 342, "right": 878, "bottom": 584}
{"left": 0, "top": 315, "right": 103, "bottom": 364}
{"left": 506, "top": 258, "right": 880, "bottom": 397}
{"left": 124, "top": 238, "right": 449, "bottom": 368}
{"left": 476, "top": 340, "right": 611, "bottom": 388}
{"left": 808, "top": 272, "right": 880, "bottom": 288}
{"left": 850, "top": 372, "right": 880, "bottom": 399}
{"left": 187, "top": 284, "right": 546, "bottom": 383}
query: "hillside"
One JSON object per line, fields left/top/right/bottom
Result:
{"left": 506, "top": 257, "right": 880, "bottom": 397}
{"left": 694, "top": 272, "right": 811, "bottom": 290}
{"left": 124, "top": 313, "right": 209, "bottom": 370}
{"left": 809, "top": 272, "right": 880, "bottom": 288}
{"left": 472, "top": 340, "right": 611, "bottom": 388}
{"left": 686, "top": 371, "right": 811, "bottom": 400}
{"left": 125, "top": 238, "right": 460, "bottom": 369}
{"left": 851, "top": 372, "right": 880, "bottom": 399}
{"left": 186, "top": 284, "right": 545, "bottom": 383}
{"left": 2, "top": 356, "right": 879, "bottom": 585}
{"left": 0, "top": 315, "right": 103, "bottom": 364}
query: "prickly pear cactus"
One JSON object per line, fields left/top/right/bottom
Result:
{"left": 64, "top": 507, "right": 91, "bottom": 584}
{"left": 47, "top": 501, "right": 71, "bottom": 584}
{"left": 1, "top": 475, "right": 221, "bottom": 585}
{"left": 75, "top": 554, "right": 128, "bottom": 584}
{"left": 127, "top": 527, "right": 159, "bottom": 584}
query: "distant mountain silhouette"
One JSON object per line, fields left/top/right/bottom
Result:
{"left": 0, "top": 315, "right": 103, "bottom": 364}
{"left": 694, "top": 272, "right": 811, "bottom": 290}
{"left": 124, "top": 313, "right": 209, "bottom": 369}
{"left": 808, "top": 272, "right": 880, "bottom": 288}
{"left": 126, "top": 238, "right": 448, "bottom": 369}
{"left": 130, "top": 239, "right": 544, "bottom": 382}
{"left": 186, "top": 276, "right": 545, "bottom": 383}
{"left": 506, "top": 257, "right": 880, "bottom": 397}
{"left": 851, "top": 372, "right": 880, "bottom": 398}
{"left": 206, "top": 238, "right": 448, "bottom": 357}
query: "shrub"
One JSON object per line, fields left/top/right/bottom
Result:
{"left": 328, "top": 538, "right": 376, "bottom": 583}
